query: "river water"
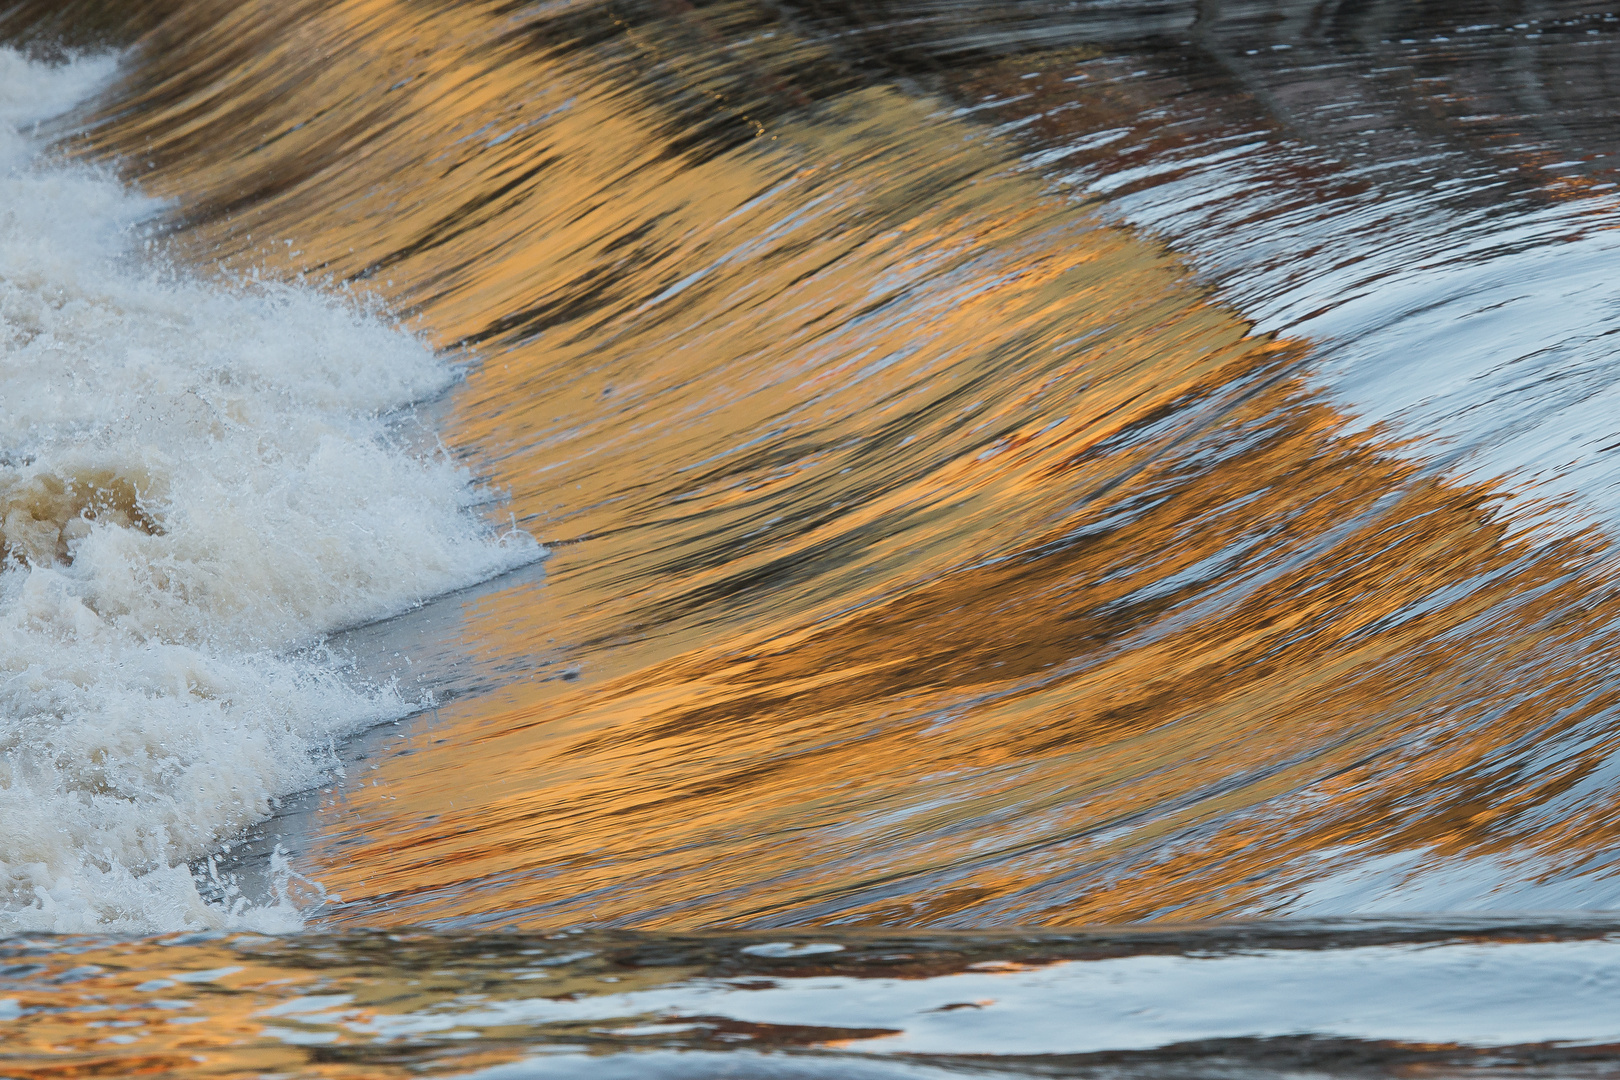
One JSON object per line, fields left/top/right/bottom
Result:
{"left": 4, "top": 0, "right": 1620, "bottom": 1075}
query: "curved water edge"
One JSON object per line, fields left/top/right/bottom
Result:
{"left": 3, "top": 0, "right": 1620, "bottom": 1074}
{"left": 95, "top": 0, "right": 1620, "bottom": 930}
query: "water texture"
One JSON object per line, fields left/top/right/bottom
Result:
{"left": 3, "top": 0, "right": 1620, "bottom": 1074}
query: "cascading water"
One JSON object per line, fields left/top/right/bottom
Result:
{"left": 4, "top": 1, "right": 1620, "bottom": 1076}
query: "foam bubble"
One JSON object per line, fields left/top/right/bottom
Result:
{"left": 0, "top": 50, "right": 542, "bottom": 933}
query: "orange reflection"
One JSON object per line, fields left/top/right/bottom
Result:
{"left": 70, "top": 0, "right": 1620, "bottom": 933}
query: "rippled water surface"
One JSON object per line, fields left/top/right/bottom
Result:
{"left": 5, "top": 0, "right": 1620, "bottom": 1074}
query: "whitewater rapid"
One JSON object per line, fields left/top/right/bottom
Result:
{"left": 0, "top": 51, "right": 540, "bottom": 933}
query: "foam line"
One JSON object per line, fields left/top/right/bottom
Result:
{"left": 0, "top": 50, "right": 542, "bottom": 933}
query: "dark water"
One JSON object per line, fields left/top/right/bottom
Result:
{"left": 5, "top": 0, "right": 1620, "bottom": 1075}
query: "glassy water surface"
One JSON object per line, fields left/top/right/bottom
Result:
{"left": 4, "top": 0, "right": 1620, "bottom": 1074}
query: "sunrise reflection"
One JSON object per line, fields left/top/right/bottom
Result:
{"left": 67, "top": 0, "right": 1620, "bottom": 934}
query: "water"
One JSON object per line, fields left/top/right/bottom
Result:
{"left": 3, "top": 0, "right": 1620, "bottom": 1074}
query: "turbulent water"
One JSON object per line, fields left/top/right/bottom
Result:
{"left": 4, "top": 0, "right": 1620, "bottom": 1075}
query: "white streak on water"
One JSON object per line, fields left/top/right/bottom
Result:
{"left": 1076, "top": 119, "right": 1620, "bottom": 540}
{"left": 268, "top": 939, "right": 1620, "bottom": 1056}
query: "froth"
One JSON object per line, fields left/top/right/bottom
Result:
{"left": 0, "top": 51, "right": 541, "bottom": 933}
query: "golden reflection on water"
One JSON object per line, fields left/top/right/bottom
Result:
{"left": 74, "top": 0, "right": 1620, "bottom": 929}
{"left": 0, "top": 933, "right": 706, "bottom": 1078}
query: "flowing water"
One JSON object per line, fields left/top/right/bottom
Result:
{"left": 4, "top": 0, "right": 1620, "bottom": 1074}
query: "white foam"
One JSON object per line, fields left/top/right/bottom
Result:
{"left": 0, "top": 51, "right": 541, "bottom": 934}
